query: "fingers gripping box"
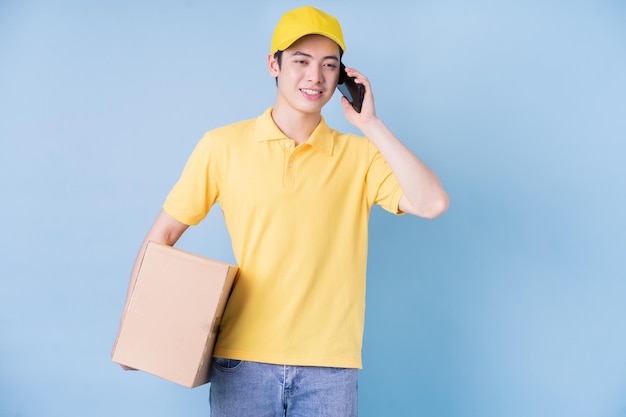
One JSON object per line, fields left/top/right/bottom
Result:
{"left": 112, "top": 241, "right": 238, "bottom": 388}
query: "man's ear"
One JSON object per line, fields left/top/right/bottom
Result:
{"left": 268, "top": 53, "right": 280, "bottom": 77}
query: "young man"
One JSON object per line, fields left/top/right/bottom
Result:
{"left": 118, "top": 5, "right": 448, "bottom": 417}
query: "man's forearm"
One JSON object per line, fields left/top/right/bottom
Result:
{"left": 360, "top": 118, "right": 449, "bottom": 218}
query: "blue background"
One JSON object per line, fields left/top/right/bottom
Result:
{"left": 1, "top": 1, "right": 625, "bottom": 416}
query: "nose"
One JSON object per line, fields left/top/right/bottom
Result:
{"left": 307, "top": 65, "right": 323, "bottom": 84}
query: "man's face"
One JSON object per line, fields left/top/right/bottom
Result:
{"left": 269, "top": 34, "right": 342, "bottom": 115}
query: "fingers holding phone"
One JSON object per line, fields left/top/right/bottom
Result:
{"left": 337, "top": 64, "right": 376, "bottom": 124}
{"left": 337, "top": 63, "right": 365, "bottom": 113}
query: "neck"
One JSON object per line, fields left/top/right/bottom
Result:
{"left": 271, "top": 104, "right": 321, "bottom": 145}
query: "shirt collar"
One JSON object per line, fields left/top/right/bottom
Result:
{"left": 254, "top": 108, "right": 334, "bottom": 156}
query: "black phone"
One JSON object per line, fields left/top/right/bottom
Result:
{"left": 337, "top": 63, "right": 364, "bottom": 113}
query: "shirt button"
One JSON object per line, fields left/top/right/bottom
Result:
{"left": 289, "top": 162, "right": 294, "bottom": 168}
{"left": 285, "top": 143, "right": 291, "bottom": 148}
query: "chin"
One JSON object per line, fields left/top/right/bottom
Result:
{"left": 300, "top": 98, "right": 331, "bottom": 113}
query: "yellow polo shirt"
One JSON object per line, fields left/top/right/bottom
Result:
{"left": 163, "top": 108, "right": 403, "bottom": 368}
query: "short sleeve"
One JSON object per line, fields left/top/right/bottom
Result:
{"left": 162, "top": 132, "right": 220, "bottom": 225}
{"left": 365, "top": 140, "right": 404, "bottom": 215}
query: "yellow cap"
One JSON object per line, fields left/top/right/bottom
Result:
{"left": 271, "top": 6, "right": 346, "bottom": 53}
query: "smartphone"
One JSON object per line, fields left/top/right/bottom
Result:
{"left": 337, "top": 63, "right": 365, "bottom": 113}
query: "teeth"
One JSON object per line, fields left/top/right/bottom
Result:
{"left": 301, "top": 89, "right": 321, "bottom": 95}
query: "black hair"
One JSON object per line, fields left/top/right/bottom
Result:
{"left": 274, "top": 51, "right": 284, "bottom": 67}
{"left": 273, "top": 51, "right": 283, "bottom": 86}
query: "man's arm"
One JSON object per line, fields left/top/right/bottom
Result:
{"left": 114, "top": 209, "right": 189, "bottom": 369}
{"left": 341, "top": 68, "right": 449, "bottom": 219}
{"left": 122, "top": 209, "right": 189, "bottom": 310}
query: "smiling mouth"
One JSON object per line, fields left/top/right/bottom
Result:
{"left": 300, "top": 88, "right": 322, "bottom": 97}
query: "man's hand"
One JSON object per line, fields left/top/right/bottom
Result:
{"left": 111, "top": 344, "right": 137, "bottom": 370}
{"left": 340, "top": 67, "right": 378, "bottom": 129}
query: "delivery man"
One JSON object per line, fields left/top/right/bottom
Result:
{"left": 116, "top": 5, "right": 449, "bottom": 417}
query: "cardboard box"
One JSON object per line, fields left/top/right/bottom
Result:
{"left": 112, "top": 241, "right": 238, "bottom": 388}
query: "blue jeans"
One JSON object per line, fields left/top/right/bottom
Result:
{"left": 209, "top": 358, "right": 358, "bottom": 417}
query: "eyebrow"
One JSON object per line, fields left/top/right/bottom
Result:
{"left": 291, "top": 51, "right": 340, "bottom": 62}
